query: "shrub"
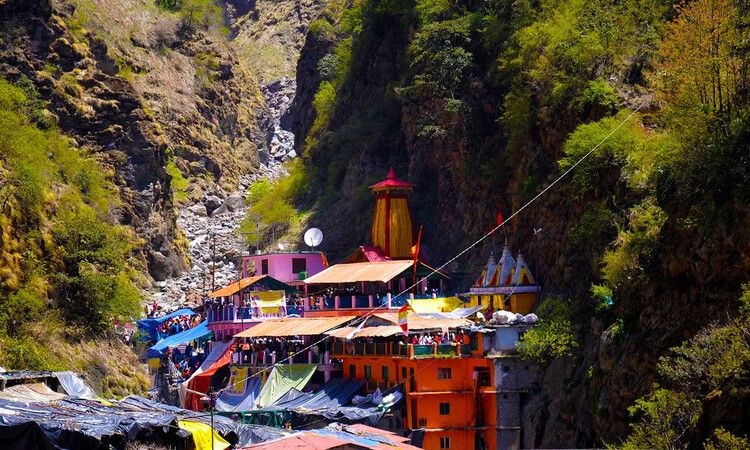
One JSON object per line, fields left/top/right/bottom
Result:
{"left": 704, "top": 428, "right": 750, "bottom": 450}
{"left": 622, "top": 388, "right": 702, "bottom": 450}
{"left": 517, "top": 297, "right": 579, "bottom": 363}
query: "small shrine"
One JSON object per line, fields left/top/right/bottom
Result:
{"left": 467, "top": 244, "right": 541, "bottom": 314}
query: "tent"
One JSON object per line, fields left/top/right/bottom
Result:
{"left": 137, "top": 308, "right": 195, "bottom": 341}
{"left": 215, "top": 373, "right": 263, "bottom": 412}
{"left": 179, "top": 340, "right": 233, "bottom": 408}
{"left": 183, "top": 342, "right": 233, "bottom": 411}
{"left": 255, "top": 364, "right": 316, "bottom": 408}
{"left": 147, "top": 321, "right": 211, "bottom": 359}
{"left": 56, "top": 371, "right": 97, "bottom": 399}
{"left": 264, "top": 378, "right": 362, "bottom": 412}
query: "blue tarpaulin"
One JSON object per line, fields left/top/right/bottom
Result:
{"left": 138, "top": 308, "right": 195, "bottom": 341}
{"left": 215, "top": 377, "right": 263, "bottom": 412}
{"left": 264, "top": 378, "right": 363, "bottom": 411}
{"left": 147, "top": 321, "right": 211, "bottom": 359}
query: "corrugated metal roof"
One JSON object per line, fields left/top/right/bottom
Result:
{"left": 234, "top": 317, "right": 355, "bottom": 338}
{"left": 209, "top": 276, "right": 267, "bottom": 298}
{"left": 326, "top": 325, "right": 404, "bottom": 339}
{"left": 375, "top": 312, "right": 470, "bottom": 331}
{"left": 303, "top": 261, "right": 413, "bottom": 284}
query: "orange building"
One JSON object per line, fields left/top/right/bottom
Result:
{"left": 329, "top": 315, "right": 497, "bottom": 450}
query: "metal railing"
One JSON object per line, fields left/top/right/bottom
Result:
{"left": 206, "top": 305, "right": 286, "bottom": 324}
{"left": 330, "top": 342, "right": 470, "bottom": 359}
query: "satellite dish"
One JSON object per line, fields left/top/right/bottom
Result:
{"left": 277, "top": 243, "right": 286, "bottom": 251}
{"left": 304, "top": 228, "right": 324, "bottom": 248}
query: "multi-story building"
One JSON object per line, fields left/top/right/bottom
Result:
{"left": 241, "top": 251, "right": 328, "bottom": 289}
{"left": 328, "top": 315, "right": 497, "bottom": 450}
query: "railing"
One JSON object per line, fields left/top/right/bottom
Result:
{"left": 330, "top": 342, "right": 468, "bottom": 359}
{"left": 206, "top": 305, "right": 286, "bottom": 324}
{"left": 304, "top": 293, "right": 449, "bottom": 311}
{"left": 233, "top": 350, "right": 334, "bottom": 367}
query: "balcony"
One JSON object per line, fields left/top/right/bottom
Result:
{"left": 231, "top": 349, "right": 341, "bottom": 373}
{"left": 206, "top": 305, "right": 285, "bottom": 324}
{"left": 304, "top": 292, "right": 449, "bottom": 311}
{"left": 331, "top": 341, "right": 476, "bottom": 359}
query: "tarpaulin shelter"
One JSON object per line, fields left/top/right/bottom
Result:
{"left": 147, "top": 320, "right": 211, "bottom": 359}
{"left": 255, "top": 364, "right": 316, "bottom": 408}
{"left": 55, "top": 371, "right": 97, "bottom": 399}
{"left": 181, "top": 341, "right": 233, "bottom": 411}
{"left": 239, "top": 423, "right": 421, "bottom": 450}
{"left": 137, "top": 308, "right": 195, "bottom": 341}
{"left": 263, "top": 378, "right": 363, "bottom": 412}
{"left": 215, "top": 375, "right": 263, "bottom": 412}
{"left": 177, "top": 420, "right": 231, "bottom": 450}
{"left": 0, "top": 382, "right": 67, "bottom": 402}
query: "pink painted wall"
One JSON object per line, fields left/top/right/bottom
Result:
{"left": 242, "top": 252, "right": 326, "bottom": 285}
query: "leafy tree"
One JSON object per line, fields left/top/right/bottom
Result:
{"left": 517, "top": 297, "right": 579, "bottom": 362}
{"left": 622, "top": 388, "right": 703, "bottom": 450}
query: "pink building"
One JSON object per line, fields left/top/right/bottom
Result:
{"left": 241, "top": 251, "right": 328, "bottom": 289}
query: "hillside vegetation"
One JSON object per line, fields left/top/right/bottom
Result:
{"left": 280, "top": 0, "right": 750, "bottom": 446}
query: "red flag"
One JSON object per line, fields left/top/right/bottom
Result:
{"left": 492, "top": 209, "right": 504, "bottom": 236}
{"left": 411, "top": 226, "right": 422, "bottom": 292}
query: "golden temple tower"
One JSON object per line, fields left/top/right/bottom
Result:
{"left": 370, "top": 168, "right": 414, "bottom": 259}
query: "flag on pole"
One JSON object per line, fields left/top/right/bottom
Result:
{"left": 491, "top": 209, "right": 504, "bottom": 236}
{"left": 398, "top": 302, "right": 413, "bottom": 336}
{"left": 411, "top": 226, "right": 423, "bottom": 293}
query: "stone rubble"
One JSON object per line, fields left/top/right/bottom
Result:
{"left": 147, "top": 78, "right": 297, "bottom": 312}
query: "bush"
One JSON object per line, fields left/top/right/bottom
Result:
{"left": 622, "top": 388, "right": 702, "bottom": 450}
{"left": 517, "top": 297, "right": 579, "bottom": 363}
{"left": 704, "top": 428, "right": 750, "bottom": 450}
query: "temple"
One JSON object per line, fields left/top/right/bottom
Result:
{"left": 467, "top": 245, "right": 541, "bottom": 314}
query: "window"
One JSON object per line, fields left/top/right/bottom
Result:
{"left": 440, "top": 437, "right": 450, "bottom": 448}
{"left": 364, "top": 365, "right": 372, "bottom": 380}
{"left": 437, "top": 368, "right": 452, "bottom": 379}
{"left": 402, "top": 367, "right": 407, "bottom": 379}
{"left": 503, "top": 366, "right": 510, "bottom": 373}
{"left": 475, "top": 367, "right": 491, "bottom": 387}
{"left": 349, "top": 365, "right": 356, "bottom": 378}
{"left": 261, "top": 259, "right": 268, "bottom": 275}
{"left": 439, "top": 402, "right": 450, "bottom": 415}
{"left": 382, "top": 366, "right": 389, "bottom": 381}
{"left": 292, "top": 258, "right": 306, "bottom": 274}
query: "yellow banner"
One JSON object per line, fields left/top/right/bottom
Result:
{"left": 228, "top": 366, "right": 248, "bottom": 394}
{"left": 252, "top": 290, "right": 285, "bottom": 313}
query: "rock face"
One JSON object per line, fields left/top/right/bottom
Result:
{"left": 282, "top": 27, "right": 335, "bottom": 151}
{"left": 0, "top": 0, "right": 186, "bottom": 279}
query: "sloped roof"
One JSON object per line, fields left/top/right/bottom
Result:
{"left": 303, "top": 261, "right": 414, "bottom": 284}
{"left": 234, "top": 317, "right": 355, "bottom": 338}
{"left": 209, "top": 275, "right": 294, "bottom": 298}
{"left": 370, "top": 167, "right": 414, "bottom": 191}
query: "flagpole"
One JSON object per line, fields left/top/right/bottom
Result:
{"left": 411, "top": 226, "right": 422, "bottom": 295}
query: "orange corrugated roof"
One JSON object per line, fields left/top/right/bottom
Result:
{"left": 234, "top": 316, "right": 355, "bottom": 338}
{"left": 374, "top": 312, "right": 470, "bottom": 331}
{"left": 326, "top": 325, "right": 403, "bottom": 339}
{"left": 209, "top": 275, "right": 266, "bottom": 298}
{"left": 303, "top": 261, "right": 413, "bottom": 284}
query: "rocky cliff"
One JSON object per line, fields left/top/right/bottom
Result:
{"left": 285, "top": 0, "right": 750, "bottom": 446}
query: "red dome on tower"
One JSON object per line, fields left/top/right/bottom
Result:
{"left": 370, "top": 167, "right": 414, "bottom": 191}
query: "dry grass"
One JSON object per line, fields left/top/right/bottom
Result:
{"left": 23, "top": 320, "right": 150, "bottom": 399}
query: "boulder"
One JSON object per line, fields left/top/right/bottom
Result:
{"left": 187, "top": 203, "right": 207, "bottom": 216}
{"left": 204, "top": 195, "right": 222, "bottom": 215}
{"left": 211, "top": 204, "right": 230, "bottom": 217}
{"left": 223, "top": 195, "right": 245, "bottom": 211}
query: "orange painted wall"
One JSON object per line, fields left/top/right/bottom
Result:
{"left": 411, "top": 394, "right": 475, "bottom": 428}
{"left": 422, "top": 429, "right": 474, "bottom": 450}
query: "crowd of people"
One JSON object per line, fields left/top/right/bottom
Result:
{"left": 162, "top": 343, "right": 207, "bottom": 382}
{"left": 155, "top": 314, "right": 202, "bottom": 339}
{"left": 232, "top": 337, "right": 322, "bottom": 365}
{"left": 410, "top": 331, "right": 469, "bottom": 346}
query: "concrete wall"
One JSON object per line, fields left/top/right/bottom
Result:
{"left": 242, "top": 252, "right": 326, "bottom": 283}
